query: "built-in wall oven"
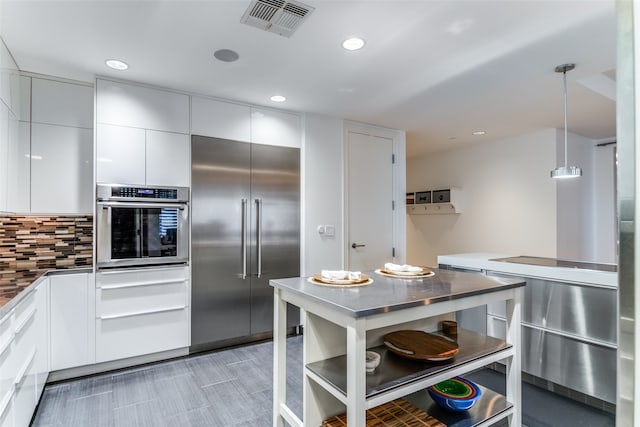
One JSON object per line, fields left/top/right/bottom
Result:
{"left": 96, "top": 184, "right": 189, "bottom": 269}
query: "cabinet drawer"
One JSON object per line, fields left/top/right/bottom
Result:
{"left": 0, "top": 313, "right": 13, "bottom": 362}
{"left": 488, "top": 315, "right": 616, "bottom": 403}
{"left": 13, "top": 351, "right": 36, "bottom": 427}
{"left": 487, "top": 277, "right": 616, "bottom": 344}
{"left": 96, "top": 307, "right": 189, "bottom": 363}
{"left": 0, "top": 387, "right": 13, "bottom": 427}
{"left": 12, "top": 291, "right": 36, "bottom": 331}
{"left": 96, "top": 279, "right": 188, "bottom": 318}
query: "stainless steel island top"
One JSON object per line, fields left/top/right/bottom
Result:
{"left": 269, "top": 268, "right": 525, "bottom": 318}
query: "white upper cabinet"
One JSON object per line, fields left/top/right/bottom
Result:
{"left": 0, "top": 103, "right": 8, "bottom": 211}
{"left": 97, "top": 79, "right": 189, "bottom": 134}
{"left": 31, "top": 123, "right": 93, "bottom": 213}
{"left": 6, "top": 120, "right": 29, "bottom": 212}
{"left": 32, "top": 78, "right": 93, "bottom": 128}
{"left": 18, "top": 75, "right": 30, "bottom": 122}
{"left": 0, "top": 39, "right": 17, "bottom": 111}
{"left": 250, "top": 107, "right": 301, "bottom": 148}
{"left": 96, "top": 123, "right": 146, "bottom": 185}
{"left": 191, "top": 96, "right": 251, "bottom": 142}
{"left": 146, "top": 130, "right": 190, "bottom": 187}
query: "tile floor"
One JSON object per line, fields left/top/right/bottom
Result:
{"left": 32, "top": 336, "right": 615, "bottom": 427}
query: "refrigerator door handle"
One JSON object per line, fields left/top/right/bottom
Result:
{"left": 242, "top": 198, "right": 248, "bottom": 280}
{"left": 256, "top": 198, "right": 263, "bottom": 278}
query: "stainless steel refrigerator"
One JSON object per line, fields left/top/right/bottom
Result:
{"left": 191, "top": 135, "right": 300, "bottom": 350}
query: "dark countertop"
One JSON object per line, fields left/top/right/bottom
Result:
{"left": 270, "top": 268, "right": 525, "bottom": 318}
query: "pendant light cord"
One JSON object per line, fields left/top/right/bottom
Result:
{"left": 563, "top": 69, "right": 568, "bottom": 168}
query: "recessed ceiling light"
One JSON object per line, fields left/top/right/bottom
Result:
{"left": 472, "top": 131, "right": 486, "bottom": 136}
{"left": 213, "top": 49, "right": 239, "bottom": 62}
{"left": 105, "top": 59, "right": 128, "bottom": 70}
{"left": 270, "top": 95, "right": 286, "bottom": 102}
{"left": 342, "top": 37, "right": 366, "bottom": 51}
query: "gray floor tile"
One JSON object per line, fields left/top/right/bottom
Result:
{"left": 32, "top": 335, "right": 613, "bottom": 427}
{"left": 165, "top": 406, "right": 225, "bottom": 427}
{"left": 111, "top": 369, "right": 159, "bottom": 409}
{"left": 67, "top": 374, "right": 113, "bottom": 400}
{"left": 154, "top": 373, "right": 209, "bottom": 418}
{"left": 65, "top": 392, "right": 114, "bottom": 427}
{"left": 202, "top": 378, "right": 257, "bottom": 424}
{"left": 113, "top": 399, "right": 165, "bottom": 427}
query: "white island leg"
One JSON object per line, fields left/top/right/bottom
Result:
{"left": 273, "top": 288, "right": 287, "bottom": 427}
{"left": 346, "top": 319, "right": 367, "bottom": 427}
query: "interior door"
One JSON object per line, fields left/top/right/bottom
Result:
{"left": 347, "top": 132, "right": 394, "bottom": 271}
{"left": 250, "top": 143, "right": 300, "bottom": 334}
{"left": 191, "top": 136, "right": 251, "bottom": 346}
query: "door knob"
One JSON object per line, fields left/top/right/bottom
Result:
{"left": 351, "top": 243, "right": 366, "bottom": 249}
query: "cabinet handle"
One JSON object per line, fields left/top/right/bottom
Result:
{"left": 99, "top": 305, "right": 187, "bottom": 320}
{"left": 0, "top": 334, "right": 14, "bottom": 358}
{"left": 242, "top": 198, "right": 248, "bottom": 280}
{"left": 14, "top": 308, "right": 37, "bottom": 335}
{"left": 100, "top": 278, "right": 187, "bottom": 290}
{"left": 256, "top": 198, "right": 262, "bottom": 278}
{"left": 14, "top": 349, "right": 36, "bottom": 386}
{"left": 0, "top": 388, "right": 14, "bottom": 419}
{"left": 98, "top": 201, "right": 186, "bottom": 210}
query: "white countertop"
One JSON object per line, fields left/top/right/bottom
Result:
{"left": 437, "top": 252, "right": 617, "bottom": 288}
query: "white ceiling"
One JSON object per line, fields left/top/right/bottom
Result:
{"left": 0, "top": 0, "right": 616, "bottom": 158}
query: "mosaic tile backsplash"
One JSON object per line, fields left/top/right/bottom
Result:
{"left": 0, "top": 215, "right": 93, "bottom": 302}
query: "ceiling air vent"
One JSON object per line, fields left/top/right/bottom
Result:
{"left": 241, "top": 0, "right": 315, "bottom": 38}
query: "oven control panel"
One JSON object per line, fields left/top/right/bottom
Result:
{"left": 97, "top": 184, "right": 189, "bottom": 203}
{"left": 112, "top": 186, "right": 178, "bottom": 199}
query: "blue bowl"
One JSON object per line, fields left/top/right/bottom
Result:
{"left": 427, "top": 377, "right": 482, "bottom": 412}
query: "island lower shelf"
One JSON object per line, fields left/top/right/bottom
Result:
{"left": 306, "top": 329, "right": 512, "bottom": 408}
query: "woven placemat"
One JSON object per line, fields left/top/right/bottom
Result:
{"left": 322, "top": 398, "right": 445, "bottom": 427}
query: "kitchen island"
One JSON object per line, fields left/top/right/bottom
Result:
{"left": 438, "top": 253, "right": 617, "bottom": 409}
{"left": 270, "top": 269, "right": 526, "bottom": 427}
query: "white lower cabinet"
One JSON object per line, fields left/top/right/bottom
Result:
{"left": 0, "top": 310, "right": 14, "bottom": 427}
{"left": 49, "top": 273, "right": 92, "bottom": 371}
{"left": 95, "top": 267, "right": 190, "bottom": 363}
{"left": 0, "top": 278, "right": 49, "bottom": 427}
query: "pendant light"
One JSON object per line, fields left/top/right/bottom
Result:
{"left": 550, "top": 63, "right": 582, "bottom": 179}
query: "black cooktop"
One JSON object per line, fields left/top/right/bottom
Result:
{"left": 490, "top": 256, "right": 617, "bottom": 272}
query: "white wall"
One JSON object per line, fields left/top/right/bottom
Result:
{"left": 556, "top": 131, "right": 617, "bottom": 263}
{"left": 302, "top": 114, "right": 344, "bottom": 274}
{"left": 406, "top": 128, "right": 558, "bottom": 267}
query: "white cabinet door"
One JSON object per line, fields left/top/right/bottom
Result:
{"left": 31, "top": 78, "right": 93, "bottom": 129}
{"left": 33, "top": 282, "right": 48, "bottom": 400}
{"left": 191, "top": 96, "right": 250, "bottom": 142}
{"left": 31, "top": 123, "right": 93, "bottom": 213}
{"left": 145, "top": 130, "right": 190, "bottom": 187}
{"left": 250, "top": 107, "right": 301, "bottom": 148}
{"left": 50, "top": 274, "right": 90, "bottom": 371}
{"left": 16, "top": 76, "right": 30, "bottom": 122}
{"left": 0, "top": 40, "right": 15, "bottom": 110}
{"left": 6, "top": 121, "right": 30, "bottom": 212}
{"left": 97, "top": 79, "right": 189, "bottom": 134}
{"left": 96, "top": 123, "right": 146, "bottom": 185}
{"left": 0, "top": 311, "right": 14, "bottom": 427}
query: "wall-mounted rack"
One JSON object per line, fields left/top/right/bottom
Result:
{"left": 406, "top": 187, "right": 462, "bottom": 214}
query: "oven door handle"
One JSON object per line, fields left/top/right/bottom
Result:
{"left": 97, "top": 201, "right": 187, "bottom": 210}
